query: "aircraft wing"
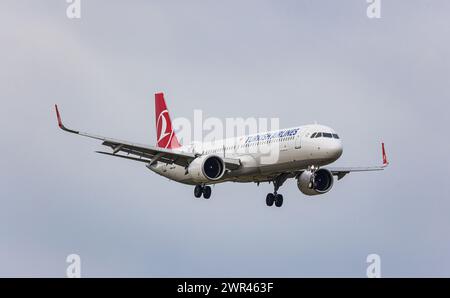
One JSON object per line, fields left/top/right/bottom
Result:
{"left": 55, "top": 105, "right": 241, "bottom": 170}
{"left": 327, "top": 143, "right": 389, "bottom": 180}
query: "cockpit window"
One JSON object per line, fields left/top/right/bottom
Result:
{"left": 310, "top": 132, "right": 339, "bottom": 139}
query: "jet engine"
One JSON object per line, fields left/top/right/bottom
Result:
{"left": 188, "top": 155, "right": 226, "bottom": 183}
{"left": 297, "top": 168, "right": 334, "bottom": 196}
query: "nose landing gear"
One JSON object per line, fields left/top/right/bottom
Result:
{"left": 307, "top": 165, "right": 319, "bottom": 189}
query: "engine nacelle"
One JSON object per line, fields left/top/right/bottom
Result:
{"left": 297, "top": 168, "right": 334, "bottom": 196}
{"left": 187, "top": 155, "right": 226, "bottom": 183}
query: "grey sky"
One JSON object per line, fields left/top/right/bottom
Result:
{"left": 1, "top": 0, "right": 449, "bottom": 277}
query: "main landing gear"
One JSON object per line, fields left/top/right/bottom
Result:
{"left": 194, "top": 185, "right": 212, "bottom": 199}
{"left": 266, "top": 173, "right": 289, "bottom": 208}
{"left": 266, "top": 193, "right": 283, "bottom": 207}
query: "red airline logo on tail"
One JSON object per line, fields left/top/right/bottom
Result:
{"left": 155, "top": 92, "right": 181, "bottom": 149}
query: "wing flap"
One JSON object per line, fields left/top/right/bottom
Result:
{"left": 95, "top": 151, "right": 152, "bottom": 163}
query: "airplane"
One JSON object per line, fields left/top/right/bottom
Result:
{"left": 55, "top": 92, "right": 388, "bottom": 207}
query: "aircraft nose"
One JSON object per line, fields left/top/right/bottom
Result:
{"left": 328, "top": 141, "right": 343, "bottom": 159}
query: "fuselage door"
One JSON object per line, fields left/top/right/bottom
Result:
{"left": 294, "top": 134, "right": 301, "bottom": 149}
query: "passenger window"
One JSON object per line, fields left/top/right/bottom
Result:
{"left": 323, "top": 133, "right": 332, "bottom": 138}
{"left": 332, "top": 134, "right": 339, "bottom": 139}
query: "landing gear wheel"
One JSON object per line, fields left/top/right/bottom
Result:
{"left": 203, "top": 186, "right": 212, "bottom": 199}
{"left": 194, "top": 185, "right": 203, "bottom": 198}
{"left": 266, "top": 193, "right": 275, "bottom": 206}
{"left": 275, "top": 194, "right": 284, "bottom": 207}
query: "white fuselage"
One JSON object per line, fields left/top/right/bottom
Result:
{"left": 148, "top": 124, "right": 343, "bottom": 185}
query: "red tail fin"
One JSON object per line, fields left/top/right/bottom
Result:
{"left": 155, "top": 92, "right": 181, "bottom": 149}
